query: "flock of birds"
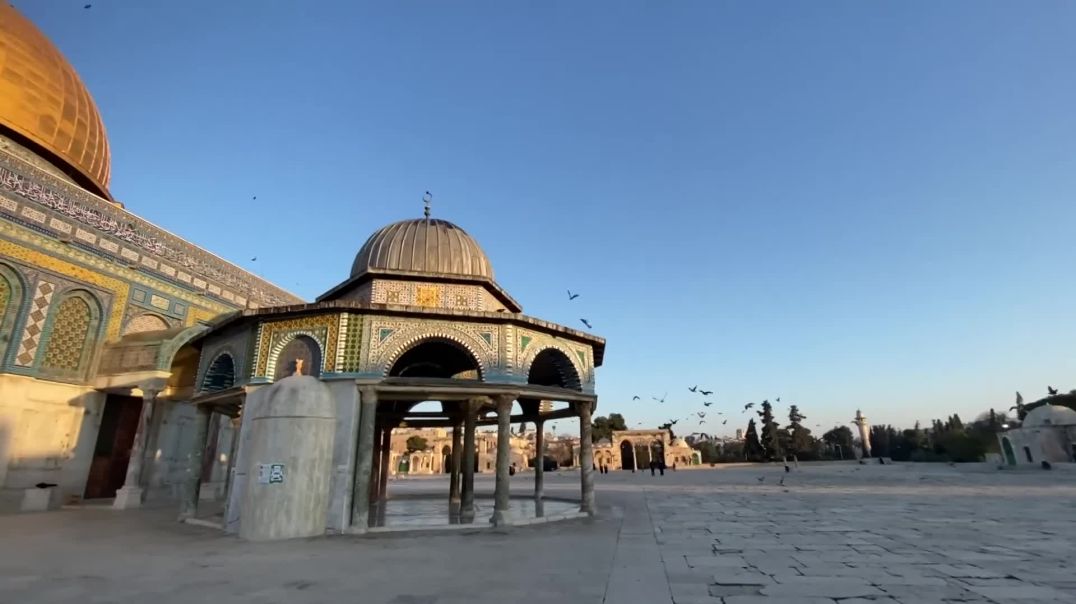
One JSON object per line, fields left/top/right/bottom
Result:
{"left": 627, "top": 387, "right": 830, "bottom": 438}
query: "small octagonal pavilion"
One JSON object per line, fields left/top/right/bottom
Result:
{"left": 181, "top": 212, "right": 605, "bottom": 533}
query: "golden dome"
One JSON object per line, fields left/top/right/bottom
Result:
{"left": 0, "top": 4, "right": 111, "bottom": 199}
{"left": 351, "top": 218, "right": 494, "bottom": 280}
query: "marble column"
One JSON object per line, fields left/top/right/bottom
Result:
{"left": 177, "top": 404, "right": 212, "bottom": 520}
{"left": 449, "top": 417, "right": 462, "bottom": 506}
{"left": 491, "top": 394, "right": 514, "bottom": 526}
{"left": 350, "top": 387, "right": 378, "bottom": 532}
{"left": 113, "top": 388, "right": 159, "bottom": 509}
{"left": 378, "top": 425, "right": 392, "bottom": 501}
{"left": 369, "top": 425, "right": 383, "bottom": 503}
{"left": 460, "top": 399, "right": 478, "bottom": 520}
{"left": 221, "top": 413, "right": 243, "bottom": 523}
{"left": 534, "top": 418, "right": 545, "bottom": 502}
{"left": 578, "top": 401, "right": 596, "bottom": 516}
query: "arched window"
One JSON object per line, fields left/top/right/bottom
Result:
{"left": 122, "top": 313, "right": 169, "bottom": 335}
{"left": 273, "top": 335, "right": 322, "bottom": 380}
{"left": 39, "top": 292, "right": 101, "bottom": 379}
{"left": 202, "top": 353, "right": 236, "bottom": 392}
{"left": 0, "top": 265, "right": 26, "bottom": 360}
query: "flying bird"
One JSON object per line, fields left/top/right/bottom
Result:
{"left": 252, "top": 195, "right": 257, "bottom": 200}
{"left": 84, "top": 4, "right": 92, "bottom": 8}
{"left": 743, "top": 402, "right": 755, "bottom": 411}
{"left": 703, "top": 402, "right": 713, "bottom": 407}
{"left": 722, "top": 419, "right": 728, "bottom": 425}
{"left": 688, "top": 385, "right": 697, "bottom": 392}
{"left": 668, "top": 419, "right": 679, "bottom": 425}
{"left": 696, "top": 412, "right": 706, "bottom": 418}
{"left": 776, "top": 397, "right": 780, "bottom": 402}
{"left": 250, "top": 256, "right": 257, "bottom": 262}
{"left": 632, "top": 395, "right": 641, "bottom": 400}
{"left": 567, "top": 289, "right": 580, "bottom": 300}
{"left": 757, "top": 476, "right": 765, "bottom": 483}
{"left": 1048, "top": 386, "right": 1059, "bottom": 396}
{"left": 580, "top": 318, "right": 592, "bottom": 329}
{"left": 700, "top": 390, "right": 713, "bottom": 396}
{"left": 652, "top": 392, "right": 667, "bottom": 403}
{"left": 699, "top": 420, "right": 705, "bottom": 425}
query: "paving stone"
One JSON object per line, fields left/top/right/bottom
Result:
{"left": 721, "top": 597, "right": 836, "bottom": 604}
{"left": 760, "top": 582, "right": 885, "bottom": 598}
{"left": 962, "top": 584, "right": 1072, "bottom": 600}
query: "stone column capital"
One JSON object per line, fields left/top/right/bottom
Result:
{"left": 358, "top": 386, "right": 379, "bottom": 402}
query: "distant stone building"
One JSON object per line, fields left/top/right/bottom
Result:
{"left": 998, "top": 404, "right": 1076, "bottom": 466}
{"left": 389, "top": 426, "right": 532, "bottom": 475}
{"left": 593, "top": 429, "right": 699, "bottom": 470}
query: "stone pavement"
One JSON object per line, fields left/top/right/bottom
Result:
{"left": 1, "top": 463, "right": 1074, "bottom": 603}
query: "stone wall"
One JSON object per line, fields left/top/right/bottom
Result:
{"left": 0, "top": 373, "right": 104, "bottom": 510}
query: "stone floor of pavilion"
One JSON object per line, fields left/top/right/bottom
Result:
{"left": 4, "top": 462, "right": 1076, "bottom": 604}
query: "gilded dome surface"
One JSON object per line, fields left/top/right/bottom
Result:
{"left": 351, "top": 218, "right": 494, "bottom": 280}
{"left": 0, "top": 4, "right": 111, "bottom": 198}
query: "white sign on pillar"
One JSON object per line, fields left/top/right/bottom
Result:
{"left": 257, "top": 463, "right": 286, "bottom": 484}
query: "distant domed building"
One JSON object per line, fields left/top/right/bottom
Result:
{"left": 0, "top": 4, "right": 300, "bottom": 512}
{"left": 998, "top": 403, "right": 1076, "bottom": 466}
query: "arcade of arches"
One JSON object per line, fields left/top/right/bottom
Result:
{"left": 593, "top": 430, "right": 701, "bottom": 471}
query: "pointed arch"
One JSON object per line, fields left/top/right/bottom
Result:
{"left": 202, "top": 351, "right": 237, "bottom": 392}
{"left": 381, "top": 331, "right": 487, "bottom": 380}
{"left": 272, "top": 334, "right": 323, "bottom": 380}
{"left": 0, "top": 263, "right": 28, "bottom": 362}
{"left": 525, "top": 346, "right": 583, "bottom": 391}
{"left": 37, "top": 289, "right": 103, "bottom": 380}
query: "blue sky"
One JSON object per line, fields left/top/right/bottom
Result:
{"left": 20, "top": 1, "right": 1076, "bottom": 436}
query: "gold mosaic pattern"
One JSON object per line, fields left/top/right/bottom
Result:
{"left": 254, "top": 314, "right": 340, "bottom": 377}
{"left": 0, "top": 5, "right": 111, "bottom": 196}
{"left": 0, "top": 236, "right": 124, "bottom": 339}
{"left": 40, "top": 296, "right": 92, "bottom": 371}
{"left": 415, "top": 285, "right": 440, "bottom": 307}
{"left": 0, "top": 275, "right": 9, "bottom": 318}
{"left": 339, "top": 313, "right": 363, "bottom": 372}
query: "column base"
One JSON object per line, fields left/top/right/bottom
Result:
{"left": 112, "top": 486, "right": 144, "bottom": 510}
{"left": 490, "top": 509, "right": 512, "bottom": 527}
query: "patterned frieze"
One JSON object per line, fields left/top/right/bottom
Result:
{"left": 0, "top": 219, "right": 232, "bottom": 338}
{"left": 0, "top": 155, "right": 301, "bottom": 308}
{"left": 368, "top": 279, "right": 493, "bottom": 311}
{"left": 364, "top": 316, "right": 503, "bottom": 378}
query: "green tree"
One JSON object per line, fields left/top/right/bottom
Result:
{"left": 786, "top": 405, "right": 814, "bottom": 457}
{"left": 757, "top": 400, "right": 782, "bottom": 460}
{"left": 592, "top": 413, "right": 627, "bottom": 443}
{"left": 405, "top": 435, "right": 428, "bottom": 453}
{"left": 822, "top": 426, "right": 854, "bottom": 458}
{"left": 743, "top": 419, "right": 764, "bottom": 461}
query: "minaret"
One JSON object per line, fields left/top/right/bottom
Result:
{"left": 853, "top": 409, "right": 872, "bottom": 458}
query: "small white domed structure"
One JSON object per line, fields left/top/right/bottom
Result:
{"left": 998, "top": 402, "right": 1076, "bottom": 467}
{"left": 1022, "top": 404, "right": 1076, "bottom": 428}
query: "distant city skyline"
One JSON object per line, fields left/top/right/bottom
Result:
{"left": 20, "top": 1, "right": 1076, "bottom": 434}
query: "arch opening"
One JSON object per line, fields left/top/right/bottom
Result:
{"left": 274, "top": 335, "right": 322, "bottom": 380}
{"left": 388, "top": 338, "right": 482, "bottom": 380}
{"left": 619, "top": 440, "right": 635, "bottom": 470}
{"left": 203, "top": 353, "right": 236, "bottom": 392}
{"left": 528, "top": 348, "right": 582, "bottom": 391}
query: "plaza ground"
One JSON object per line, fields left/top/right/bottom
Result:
{"left": 2, "top": 462, "right": 1074, "bottom": 603}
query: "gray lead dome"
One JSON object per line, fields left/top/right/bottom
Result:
{"left": 350, "top": 218, "right": 495, "bottom": 280}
